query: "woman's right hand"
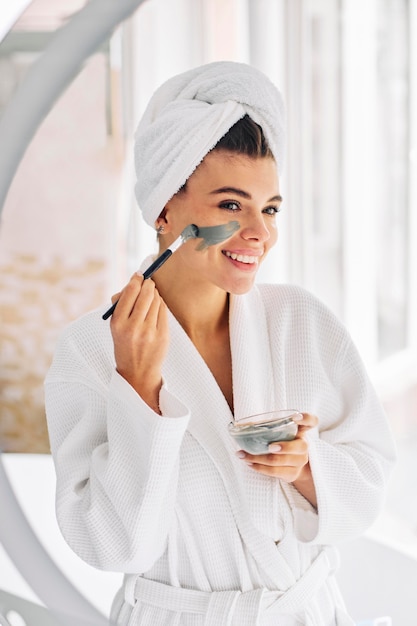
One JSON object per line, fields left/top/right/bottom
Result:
{"left": 110, "top": 273, "right": 169, "bottom": 413}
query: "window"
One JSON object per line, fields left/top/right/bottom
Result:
{"left": 282, "top": 0, "right": 417, "bottom": 376}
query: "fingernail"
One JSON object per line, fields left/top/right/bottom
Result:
{"left": 293, "top": 413, "right": 304, "bottom": 421}
{"left": 269, "top": 444, "right": 281, "bottom": 452}
{"left": 236, "top": 451, "right": 246, "bottom": 459}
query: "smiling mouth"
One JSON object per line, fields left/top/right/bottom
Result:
{"left": 223, "top": 251, "right": 259, "bottom": 264}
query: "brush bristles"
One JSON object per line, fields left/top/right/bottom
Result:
{"left": 181, "top": 224, "right": 199, "bottom": 241}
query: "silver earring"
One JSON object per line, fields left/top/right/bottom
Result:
{"left": 156, "top": 224, "right": 165, "bottom": 234}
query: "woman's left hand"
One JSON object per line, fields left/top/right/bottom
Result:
{"left": 236, "top": 412, "right": 318, "bottom": 483}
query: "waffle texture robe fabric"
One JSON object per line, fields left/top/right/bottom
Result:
{"left": 44, "top": 284, "right": 396, "bottom": 626}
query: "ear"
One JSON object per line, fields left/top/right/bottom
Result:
{"left": 154, "top": 207, "right": 168, "bottom": 233}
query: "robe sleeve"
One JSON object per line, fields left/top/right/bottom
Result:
{"left": 294, "top": 335, "right": 396, "bottom": 545}
{"left": 45, "top": 319, "right": 190, "bottom": 574}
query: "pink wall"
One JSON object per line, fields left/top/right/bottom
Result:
{"left": 0, "top": 52, "right": 124, "bottom": 452}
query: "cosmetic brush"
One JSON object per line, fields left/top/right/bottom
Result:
{"left": 102, "top": 220, "right": 239, "bottom": 320}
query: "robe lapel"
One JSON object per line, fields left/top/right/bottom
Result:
{"left": 161, "top": 286, "right": 276, "bottom": 433}
{"left": 161, "top": 289, "right": 297, "bottom": 589}
{"left": 229, "top": 287, "right": 275, "bottom": 420}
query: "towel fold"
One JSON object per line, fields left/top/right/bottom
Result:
{"left": 134, "top": 61, "right": 285, "bottom": 227}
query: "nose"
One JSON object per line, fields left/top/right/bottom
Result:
{"left": 239, "top": 213, "right": 271, "bottom": 242}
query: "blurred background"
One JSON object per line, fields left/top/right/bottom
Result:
{"left": 0, "top": 0, "right": 416, "bottom": 622}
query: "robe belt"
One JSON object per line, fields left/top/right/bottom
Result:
{"left": 125, "top": 546, "right": 348, "bottom": 625}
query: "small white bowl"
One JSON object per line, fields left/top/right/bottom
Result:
{"left": 228, "top": 410, "right": 300, "bottom": 454}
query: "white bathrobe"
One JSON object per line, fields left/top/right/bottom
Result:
{"left": 44, "top": 284, "right": 395, "bottom": 625}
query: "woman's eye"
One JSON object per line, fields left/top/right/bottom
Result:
{"left": 219, "top": 201, "right": 241, "bottom": 212}
{"left": 263, "top": 206, "right": 281, "bottom": 216}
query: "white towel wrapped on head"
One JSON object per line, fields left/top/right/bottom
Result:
{"left": 134, "top": 61, "right": 286, "bottom": 227}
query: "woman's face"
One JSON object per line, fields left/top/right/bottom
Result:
{"left": 161, "top": 150, "right": 281, "bottom": 295}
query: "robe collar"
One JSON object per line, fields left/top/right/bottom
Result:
{"left": 162, "top": 286, "right": 296, "bottom": 587}
{"left": 162, "top": 285, "right": 276, "bottom": 422}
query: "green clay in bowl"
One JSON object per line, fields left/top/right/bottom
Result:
{"left": 229, "top": 410, "right": 300, "bottom": 455}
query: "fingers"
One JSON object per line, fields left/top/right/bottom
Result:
{"left": 111, "top": 274, "right": 163, "bottom": 323}
{"left": 236, "top": 443, "right": 308, "bottom": 481}
{"left": 111, "top": 291, "right": 122, "bottom": 304}
{"left": 111, "top": 273, "right": 145, "bottom": 320}
{"left": 245, "top": 464, "right": 304, "bottom": 481}
{"left": 110, "top": 273, "right": 142, "bottom": 314}
{"left": 235, "top": 413, "right": 319, "bottom": 481}
{"left": 156, "top": 293, "right": 168, "bottom": 330}
{"left": 109, "top": 274, "right": 169, "bottom": 408}
{"left": 238, "top": 437, "right": 309, "bottom": 467}
{"left": 295, "top": 412, "right": 318, "bottom": 428}
{"left": 296, "top": 412, "right": 319, "bottom": 437}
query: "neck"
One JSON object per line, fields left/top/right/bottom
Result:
{"left": 152, "top": 265, "right": 229, "bottom": 340}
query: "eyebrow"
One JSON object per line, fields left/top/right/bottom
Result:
{"left": 209, "top": 186, "right": 283, "bottom": 203}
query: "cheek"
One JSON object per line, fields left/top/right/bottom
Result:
{"left": 268, "top": 222, "right": 279, "bottom": 247}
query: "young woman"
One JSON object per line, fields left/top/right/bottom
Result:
{"left": 45, "top": 62, "right": 395, "bottom": 625}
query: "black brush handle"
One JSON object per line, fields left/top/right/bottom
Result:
{"left": 142, "top": 248, "right": 172, "bottom": 279}
{"left": 102, "top": 301, "right": 117, "bottom": 320}
{"left": 102, "top": 249, "right": 172, "bottom": 320}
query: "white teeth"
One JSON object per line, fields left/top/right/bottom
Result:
{"left": 225, "top": 251, "right": 258, "bottom": 264}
